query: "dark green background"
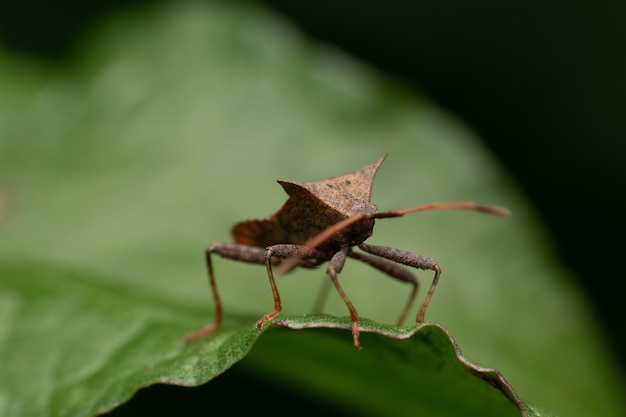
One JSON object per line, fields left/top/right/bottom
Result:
{"left": 2, "top": 0, "right": 624, "bottom": 389}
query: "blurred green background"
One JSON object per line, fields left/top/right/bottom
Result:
{"left": 2, "top": 0, "right": 624, "bottom": 372}
{"left": 1, "top": 1, "right": 625, "bottom": 416}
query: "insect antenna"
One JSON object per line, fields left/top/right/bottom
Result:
{"left": 277, "top": 202, "right": 509, "bottom": 275}
{"left": 373, "top": 201, "right": 510, "bottom": 219}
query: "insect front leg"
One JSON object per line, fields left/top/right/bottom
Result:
{"left": 255, "top": 244, "right": 313, "bottom": 330}
{"left": 326, "top": 247, "right": 362, "bottom": 350}
{"left": 186, "top": 242, "right": 270, "bottom": 343}
{"left": 359, "top": 243, "right": 441, "bottom": 324}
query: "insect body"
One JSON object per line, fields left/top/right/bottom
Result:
{"left": 186, "top": 154, "right": 509, "bottom": 349}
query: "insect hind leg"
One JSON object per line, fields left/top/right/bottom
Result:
{"left": 359, "top": 243, "right": 440, "bottom": 324}
{"left": 348, "top": 250, "right": 418, "bottom": 326}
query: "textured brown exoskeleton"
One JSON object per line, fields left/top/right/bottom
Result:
{"left": 186, "top": 154, "right": 509, "bottom": 349}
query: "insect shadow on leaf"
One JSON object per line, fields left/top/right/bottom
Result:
{"left": 186, "top": 154, "right": 509, "bottom": 349}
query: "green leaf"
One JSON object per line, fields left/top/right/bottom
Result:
{"left": 0, "top": 261, "right": 255, "bottom": 416}
{"left": 260, "top": 316, "right": 532, "bottom": 417}
{"left": 0, "top": 1, "right": 624, "bottom": 417}
{"left": 0, "top": 261, "right": 538, "bottom": 417}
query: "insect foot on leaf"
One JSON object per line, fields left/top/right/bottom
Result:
{"left": 186, "top": 154, "right": 510, "bottom": 349}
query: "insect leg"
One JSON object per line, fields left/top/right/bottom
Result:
{"left": 348, "top": 250, "right": 418, "bottom": 326}
{"left": 326, "top": 247, "right": 361, "bottom": 350}
{"left": 255, "top": 244, "right": 315, "bottom": 329}
{"left": 311, "top": 278, "right": 332, "bottom": 314}
{"left": 359, "top": 243, "right": 440, "bottom": 323}
{"left": 186, "top": 242, "right": 270, "bottom": 342}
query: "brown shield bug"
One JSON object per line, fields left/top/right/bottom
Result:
{"left": 186, "top": 154, "right": 509, "bottom": 349}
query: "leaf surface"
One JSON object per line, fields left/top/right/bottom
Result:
{"left": 0, "top": 262, "right": 543, "bottom": 417}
